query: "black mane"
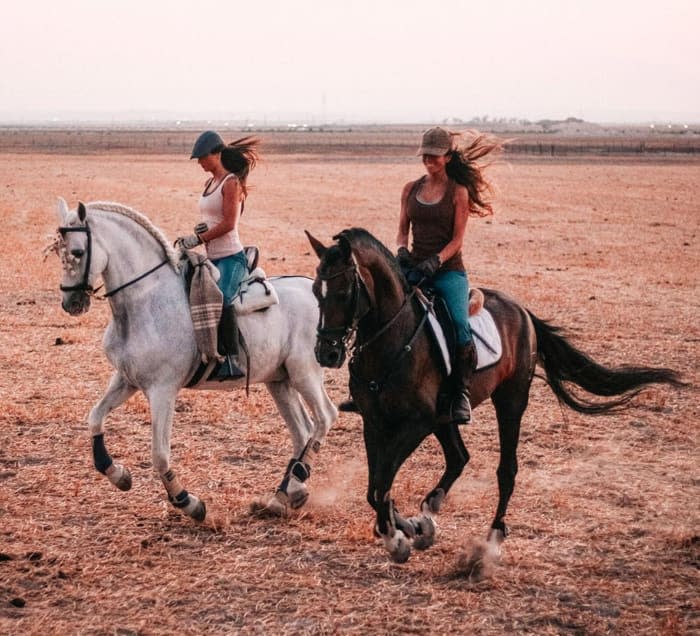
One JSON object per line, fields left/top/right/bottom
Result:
{"left": 332, "top": 227, "right": 407, "bottom": 287}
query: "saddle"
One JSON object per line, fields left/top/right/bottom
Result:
{"left": 417, "top": 286, "right": 501, "bottom": 375}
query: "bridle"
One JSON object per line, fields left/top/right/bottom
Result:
{"left": 58, "top": 222, "right": 169, "bottom": 298}
{"left": 315, "top": 263, "right": 369, "bottom": 355}
{"left": 58, "top": 225, "right": 95, "bottom": 294}
{"left": 315, "top": 259, "right": 425, "bottom": 391}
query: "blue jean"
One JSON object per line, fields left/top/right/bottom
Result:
{"left": 211, "top": 251, "right": 247, "bottom": 305}
{"left": 431, "top": 270, "right": 472, "bottom": 346}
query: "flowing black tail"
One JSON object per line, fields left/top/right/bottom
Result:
{"left": 528, "top": 311, "right": 684, "bottom": 414}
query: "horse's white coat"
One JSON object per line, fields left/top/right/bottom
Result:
{"left": 55, "top": 199, "right": 337, "bottom": 516}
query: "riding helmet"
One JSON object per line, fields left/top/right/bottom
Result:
{"left": 190, "top": 130, "right": 224, "bottom": 159}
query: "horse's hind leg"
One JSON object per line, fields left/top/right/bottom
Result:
{"left": 147, "top": 384, "right": 205, "bottom": 522}
{"left": 262, "top": 379, "right": 316, "bottom": 514}
{"left": 398, "top": 421, "right": 470, "bottom": 551}
{"left": 88, "top": 372, "right": 137, "bottom": 491}
{"left": 489, "top": 382, "right": 528, "bottom": 548}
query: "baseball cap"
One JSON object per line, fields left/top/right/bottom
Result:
{"left": 416, "top": 127, "right": 453, "bottom": 156}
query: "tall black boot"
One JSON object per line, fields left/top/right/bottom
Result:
{"left": 451, "top": 341, "right": 477, "bottom": 424}
{"left": 217, "top": 305, "right": 245, "bottom": 380}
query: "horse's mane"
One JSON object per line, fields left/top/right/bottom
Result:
{"left": 87, "top": 201, "right": 180, "bottom": 269}
{"left": 333, "top": 227, "right": 406, "bottom": 287}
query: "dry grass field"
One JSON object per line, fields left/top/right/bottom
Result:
{"left": 0, "top": 131, "right": 698, "bottom": 634}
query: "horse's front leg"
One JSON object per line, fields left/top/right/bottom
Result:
{"left": 404, "top": 420, "right": 470, "bottom": 551}
{"left": 365, "top": 419, "right": 427, "bottom": 564}
{"left": 264, "top": 378, "right": 336, "bottom": 515}
{"left": 147, "top": 384, "right": 206, "bottom": 522}
{"left": 88, "top": 372, "right": 137, "bottom": 491}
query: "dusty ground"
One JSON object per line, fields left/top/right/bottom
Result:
{"left": 0, "top": 137, "right": 698, "bottom": 634}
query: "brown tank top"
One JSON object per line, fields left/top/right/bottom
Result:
{"left": 407, "top": 176, "right": 465, "bottom": 272}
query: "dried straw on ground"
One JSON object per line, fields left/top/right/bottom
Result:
{"left": 0, "top": 137, "right": 698, "bottom": 634}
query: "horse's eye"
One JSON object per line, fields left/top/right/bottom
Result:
{"left": 71, "top": 249, "right": 85, "bottom": 259}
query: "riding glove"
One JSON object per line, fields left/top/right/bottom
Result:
{"left": 396, "top": 246, "right": 412, "bottom": 269}
{"left": 176, "top": 234, "right": 202, "bottom": 250}
{"left": 416, "top": 254, "right": 441, "bottom": 277}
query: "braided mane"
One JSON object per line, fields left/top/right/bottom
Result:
{"left": 87, "top": 201, "right": 180, "bottom": 269}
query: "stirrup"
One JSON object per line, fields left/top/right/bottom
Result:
{"left": 216, "top": 355, "right": 245, "bottom": 380}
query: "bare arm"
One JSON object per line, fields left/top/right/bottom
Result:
{"left": 437, "top": 184, "right": 469, "bottom": 264}
{"left": 199, "top": 176, "right": 241, "bottom": 242}
{"left": 396, "top": 181, "right": 413, "bottom": 249}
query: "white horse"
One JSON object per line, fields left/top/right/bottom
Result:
{"left": 52, "top": 198, "right": 337, "bottom": 521}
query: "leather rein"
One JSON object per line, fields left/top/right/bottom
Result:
{"left": 58, "top": 222, "right": 169, "bottom": 298}
{"left": 317, "top": 262, "right": 428, "bottom": 393}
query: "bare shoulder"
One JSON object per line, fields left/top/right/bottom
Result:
{"left": 401, "top": 179, "right": 416, "bottom": 198}
{"left": 222, "top": 173, "right": 241, "bottom": 194}
{"left": 453, "top": 183, "right": 469, "bottom": 204}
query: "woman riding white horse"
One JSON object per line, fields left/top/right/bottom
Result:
{"left": 53, "top": 198, "right": 337, "bottom": 521}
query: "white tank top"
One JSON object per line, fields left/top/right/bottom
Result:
{"left": 199, "top": 173, "right": 244, "bottom": 260}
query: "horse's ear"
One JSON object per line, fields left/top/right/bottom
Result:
{"left": 77, "top": 201, "right": 87, "bottom": 223}
{"left": 305, "top": 230, "right": 327, "bottom": 258}
{"left": 336, "top": 234, "right": 351, "bottom": 259}
{"left": 56, "top": 197, "right": 69, "bottom": 224}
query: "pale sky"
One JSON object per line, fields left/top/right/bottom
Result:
{"left": 1, "top": 0, "right": 698, "bottom": 123}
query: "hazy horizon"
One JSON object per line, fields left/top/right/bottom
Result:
{"left": 1, "top": 1, "right": 698, "bottom": 127}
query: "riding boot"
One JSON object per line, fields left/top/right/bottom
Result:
{"left": 451, "top": 340, "right": 477, "bottom": 424}
{"left": 217, "top": 305, "right": 245, "bottom": 380}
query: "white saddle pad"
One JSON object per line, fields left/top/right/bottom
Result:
{"left": 232, "top": 267, "right": 280, "bottom": 315}
{"left": 424, "top": 303, "right": 502, "bottom": 375}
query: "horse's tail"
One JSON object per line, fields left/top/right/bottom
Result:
{"left": 528, "top": 311, "right": 684, "bottom": 414}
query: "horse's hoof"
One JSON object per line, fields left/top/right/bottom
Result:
{"left": 288, "top": 489, "right": 309, "bottom": 510}
{"left": 107, "top": 464, "right": 132, "bottom": 491}
{"left": 411, "top": 516, "right": 436, "bottom": 551}
{"left": 115, "top": 470, "right": 132, "bottom": 491}
{"left": 263, "top": 492, "right": 289, "bottom": 518}
{"left": 286, "top": 479, "right": 309, "bottom": 510}
{"left": 190, "top": 500, "right": 206, "bottom": 523}
{"left": 384, "top": 530, "right": 411, "bottom": 564}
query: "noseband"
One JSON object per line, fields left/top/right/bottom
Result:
{"left": 58, "top": 222, "right": 169, "bottom": 298}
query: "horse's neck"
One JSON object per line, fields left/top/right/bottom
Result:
{"left": 92, "top": 213, "right": 178, "bottom": 306}
{"left": 359, "top": 257, "right": 416, "bottom": 339}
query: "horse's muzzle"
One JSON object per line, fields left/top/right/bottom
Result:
{"left": 62, "top": 292, "right": 91, "bottom": 316}
{"left": 315, "top": 341, "right": 346, "bottom": 369}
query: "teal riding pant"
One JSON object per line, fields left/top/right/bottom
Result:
{"left": 211, "top": 251, "right": 247, "bottom": 305}
{"left": 431, "top": 270, "right": 472, "bottom": 346}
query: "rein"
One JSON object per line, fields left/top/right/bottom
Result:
{"left": 59, "top": 222, "right": 170, "bottom": 299}
{"left": 103, "top": 259, "right": 169, "bottom": 298}
{"left": 317, "top": 259, "right": 428, "bottom": 394}
{"left": 349, "top": 291, "right": 429, "bottom": 393}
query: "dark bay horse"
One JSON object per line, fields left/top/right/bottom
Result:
{"left": 306, "top": 228, "right": 682, "bottom": 564}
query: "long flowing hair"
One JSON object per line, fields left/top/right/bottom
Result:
{"left": 445, "top": 130, "right": 504, "bottom": 217}
{"left": 213, "top": 136, "right": 261, "bottom": 198}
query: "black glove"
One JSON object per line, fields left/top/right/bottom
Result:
{"left": 416, "top": 254, "right": 441, "bottom": 278}
{"left": 396, "top": 246, "right": 412, "bottom": 270}
{"left": 406, "top": 268, "right": 424, "bottom": 286}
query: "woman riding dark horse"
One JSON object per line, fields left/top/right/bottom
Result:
{"left": 306, "top": 227, "right": 682, "bottom": 564}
